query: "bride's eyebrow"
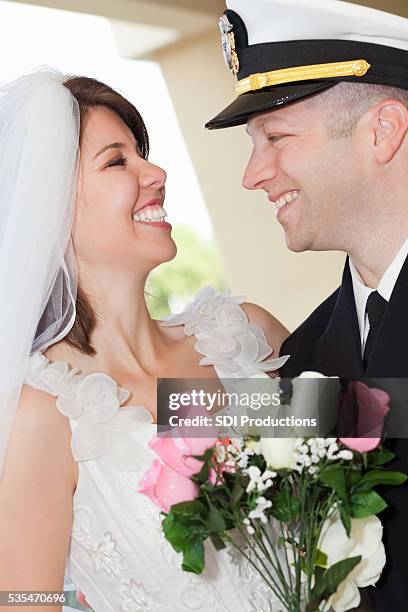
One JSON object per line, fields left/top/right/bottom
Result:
{"left": 93, "top": 141, "right": 140, "bottom": 160}
{"left": 93, "top": 142, "right": 125, "bottom": 160}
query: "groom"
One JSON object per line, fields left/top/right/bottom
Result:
{"left": 206, "top": 0, "right": 408, "bottom": 609}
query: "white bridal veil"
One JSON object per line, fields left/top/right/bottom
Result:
{"left": 0, "top": 68, "right": 80, "bottom": 482}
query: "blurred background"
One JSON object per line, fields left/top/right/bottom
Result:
{"left": 1, "top": 0, "right": 407, "bottom": 332}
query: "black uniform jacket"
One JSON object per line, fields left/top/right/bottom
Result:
{"left": 279, "top": 257, "right": 408, "bottom": 612}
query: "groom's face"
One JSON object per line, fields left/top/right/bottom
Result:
{"left": 243, "top": 98, "right": 363, "bottom": 252}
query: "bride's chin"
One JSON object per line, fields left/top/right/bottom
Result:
{"left": 146, "top": 242, "right": 178, "bottom": 266}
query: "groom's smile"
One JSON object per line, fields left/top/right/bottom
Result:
{"left": 268, "top": 190, "right": 300, "bottom": 219}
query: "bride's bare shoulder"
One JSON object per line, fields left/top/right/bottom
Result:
{"left": 12, "top": 384, "right": 78, "bottom": 489}
{"left": 240, "top": 302, "right": 290, "bottom": 354}
{"left": 19, "top": 383, "right": 61, "bottom": 416}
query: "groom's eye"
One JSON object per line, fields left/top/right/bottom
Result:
{"left": 267, "top": 134, "right": 286, "bottom": 143}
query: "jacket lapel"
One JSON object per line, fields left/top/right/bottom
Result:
{"left": 315, "top": 258, "right": 364, "bottom": 377}
{"left": 366, "top": 253, "right": 408, "bottom": 377}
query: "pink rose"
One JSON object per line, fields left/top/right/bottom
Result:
{"left": 149, "top": 434, "right": 217, "bottom": 476}
{"left": 138, "top": 458, "right": 199, "bottom": 513}
{"left": 338, "top": 381, "right": 390, "bottom": 452}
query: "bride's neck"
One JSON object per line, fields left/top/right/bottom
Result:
{"left": 44, "top": 287, "right": 175, "bottom": 377}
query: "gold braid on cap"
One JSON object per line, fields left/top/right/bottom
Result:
{"left": 236, "top": 59, "right": 370, "bottom": 95}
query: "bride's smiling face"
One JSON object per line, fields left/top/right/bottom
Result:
{"left": 72, "top": 105, "right": 176, "bottom": 278}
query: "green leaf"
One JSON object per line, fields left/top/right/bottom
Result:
{"left": 191, "top": 448, "right": 215, "bottom": 462}
{"left": 300, "top": 549, "right": 328, "bottom": 576}
{"left": 314, "top": 549, "right": 328, "bottom": 569}
{"left": 307, "top": 555, "right": 362, "bottom": 611}
{"left": 229, "top": 479, "right": 245, "bottom": 509}
{"left": 208, "top": 502, "right": 227, "bottom": 533}
{"left": 181, "top": 539, "right": 206, "bottom": 574}
{"left": 350, "top": 490, "right": 387, "bottom": 518}
{"left": 340, "top": 506, "right": 352, "bottom": 538}
{"left": 350, "top": 470, "right": 362, "bottom": 487}
{"left": 192, "top": 461, "right": 211, "bottom": 486}
{"left": 270, "top": 489, "right": 300, "bottom": 522}
{"left": 161, "top": 513, "right": 196, "bottom": 551}
{"left": 170, "top": 499, "right": 207, "bottom": 518}
{"left": 319, "top": 468, "right": 349, "bottom": 506}
{"left": 355, "top": 469, "right": 407, "bottom": 492}
{"left": 368, "top": 446, "right": 395, "bottom": 466}
{"left": 162, "top": 510, "right": 209, "bottom": 574}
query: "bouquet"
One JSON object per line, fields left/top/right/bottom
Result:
{"left": 139, "top": 379, "right": 407, "bottom": 612}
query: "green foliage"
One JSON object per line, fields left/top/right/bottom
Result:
{"left": 314, "top": 549, "right": 328, "bottom": 569}
{"left": 356, "top": 469, "right": 407, "bottom": 492}
{"left": 367, "top": 446, "right": 395, "bottom": 466}
{"left": 270, "top": 487, "right": 300, "bottom": 522}
{"left": 318, "top": 446, "right": 406, "bottom": 527}
{"left": 319, "top": 466, "right": 349, "bottom": 507}
{"left": 350, "top": 490, "right": 388, "bottom": 518}
{"left": 340, "top": 506, "right": 352, "bottom": 537}
{"left": 229, "top": 477, "right": 245, "bottom": 509}
{"left": 162, "top": 500, "right": 209, "bottom": 574}
{"left": 208, "top": 501, "right": 227, "bottom": 533}
{"left": 306, "top": 556, "right": 362, "bottom": 612}
{"left": 146, "top": 225, "right": 226, "bottom": 320}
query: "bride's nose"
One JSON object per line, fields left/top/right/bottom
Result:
{"left": 139, "top": 160, "right": 167, "bottom": 189}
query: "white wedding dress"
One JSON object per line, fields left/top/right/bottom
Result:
{"left": 24, "top": 287, "right": 289, "bottom": 612}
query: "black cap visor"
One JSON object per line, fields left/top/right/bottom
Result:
{"left": 205, "top": 80, "right": 338, "bottom": 129}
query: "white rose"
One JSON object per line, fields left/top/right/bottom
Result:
{"left": 297, "top": 371, "right": 329, "bottom": 378}
{"left": 291, "top": 371, "right": 340, "bottom": 437}
{"left": 318, "top": 511, "right": 386, "bottom": 612}
{"left": 260, "top": 437, "right": 296, "bottom": 470}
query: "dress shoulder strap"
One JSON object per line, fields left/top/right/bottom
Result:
{"left": 24, "top": 352, "right": 153, "bottom": 469}
{"left": 161, "top": 286, "right": 289, "bottom": 377}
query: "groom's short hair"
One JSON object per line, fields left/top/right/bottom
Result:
{"left": 306, "top": 82, "right": 408, "bottom": 139}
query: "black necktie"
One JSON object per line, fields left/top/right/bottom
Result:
{"left": 362, "top": 291, "right": 387, "bottom": 370}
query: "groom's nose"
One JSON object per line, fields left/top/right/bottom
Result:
{"left": 242, "top": 149, "right": 279, "bottom": 190}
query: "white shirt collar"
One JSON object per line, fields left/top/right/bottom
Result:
{"left": 349, "top": 237, "right": 408, "bottom": 346}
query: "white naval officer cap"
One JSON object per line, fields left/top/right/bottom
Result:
{"left": 206, "top": 0, "right": 408, "bottom": 129}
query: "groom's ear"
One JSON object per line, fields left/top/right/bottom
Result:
{"left": 371, "top": 99, "right": 408, "bottom": 164}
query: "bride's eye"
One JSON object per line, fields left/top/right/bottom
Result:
{"left": 106, "top": 155, "right": 128, "bottom": 168}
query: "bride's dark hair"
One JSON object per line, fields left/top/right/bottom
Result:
{"left": 62, "top": 76, "right": 150, "bottom": 356}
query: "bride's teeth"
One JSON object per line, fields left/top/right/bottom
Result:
{"left": 132, "top": 204, "right": 168, "bottom": 223}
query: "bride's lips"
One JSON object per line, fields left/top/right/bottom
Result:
{"left": 133, "top": 197, "right": 162, "bottom": 215}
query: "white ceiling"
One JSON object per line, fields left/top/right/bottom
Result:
{"left": 6, "top": 0, "right": 408, "bottom": 59}
{"left": 8, "top": 0, "right": 222, "bottom": 57}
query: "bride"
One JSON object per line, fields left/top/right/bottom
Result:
{"left": 0, "top": 69, "right": 289, "bottom": 611}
